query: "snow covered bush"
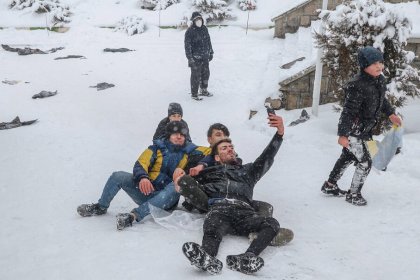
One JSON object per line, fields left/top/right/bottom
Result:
{"left": 314, "top": 0, "right": 420, "bottom": 132}
{"left": 9, "top": 0, "right": 71, "bottom": 26}
{"left": 115, "top": 16, "right": 146, "bottom": 36}
{"left": 138, "top": 0, "right": 179, "bottom": 11}
{"left": 191, "top": 0, "right": 234, "bottom": 22}
{"left": 237, "top": 0, "right": 256, "bottom": 11}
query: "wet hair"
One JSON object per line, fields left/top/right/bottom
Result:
{"left": 207, "top": 123, "right": 230, "bottom": 138}
{"left": 211, "top": 138, "right": 232, "bottom": 155}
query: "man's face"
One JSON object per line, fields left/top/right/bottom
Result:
{"left": 364, "top": 61, "right": 384, "bottom": 77}
{"left": 208, "top": 129, "right": 227, "bottom": 147}
{"left": 169, "top": 114, "right": 182, "bottom": 122}
{"left": 215, "top": 142, "right": 236, "bottom": 164}
{"left": 169, "top": 133, "right": 185, "bottom": 146}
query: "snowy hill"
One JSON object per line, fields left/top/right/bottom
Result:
{"left": 1, "top": 1, "right": 420, "bottom": 280}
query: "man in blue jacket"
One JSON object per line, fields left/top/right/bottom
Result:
{"left": 185, "top": 12, "right": 214, "bottom": 101}
{"left": 77, "top": 121, "right": 198, "bottom": 230}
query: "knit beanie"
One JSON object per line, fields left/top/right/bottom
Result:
{"left": 190, "top": 11, "right": 202, "bottom": 22}
{"left": 358, "top": 46, "right": 384, "bottom": 69}
{"left": 168, "top": 102, "right": 183, "bottom": 117}
{"left": 165, "top": 121, "right": 188, "bottom": 138}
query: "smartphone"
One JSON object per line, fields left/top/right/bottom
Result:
{"left": 265, "top": 103, "right": 276, "bottom": 115}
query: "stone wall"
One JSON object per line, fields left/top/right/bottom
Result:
{"left": 272, "top": 0, "right": 419, "bottom": 39}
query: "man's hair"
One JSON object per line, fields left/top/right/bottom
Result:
{"left": 211, "top": 138, "right": 232, "bottom": 156}
{"left": 207, "top": 123, "right": 230, "bottom": 138}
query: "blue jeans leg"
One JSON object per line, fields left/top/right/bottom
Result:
{"left": 97, "top": 171, "right": 142, "bottom": 208}
{"left": 132, "top": 182, "right": 180, "bottom": 222}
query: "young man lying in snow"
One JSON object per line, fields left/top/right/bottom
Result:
{"left": 174, "top": 113, "right": 286, "bottom": 275}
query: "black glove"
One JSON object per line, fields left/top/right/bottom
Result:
{"left": 209, "top": 53, "right": 213, "bottom": 61}
{"left": 188, "top": 58, "right": 195, "bottom": 67}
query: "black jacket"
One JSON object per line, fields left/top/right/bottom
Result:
{"left": 194, "top": 133, "right": 283, "bottom": 204}
{"left": 184, "top": 25, "right": 213, "bottom": 61}
{"left": 338, "top": 72, "right": 395, "bottom": 140}
{"left": 153, "top": 117, "right": 191, "bottom": 142}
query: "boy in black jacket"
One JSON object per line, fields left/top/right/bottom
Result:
{"left": 321, "top": 46, "right": 401, "bottom": 206}
{"left": 153, "top": 102, "right": 191, "bottom": 142}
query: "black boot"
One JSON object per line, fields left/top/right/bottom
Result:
{"left": 345, "top": 191, "right": 367, "bottom": 206}
{"left": 116, "top": 213, "right": 134, "bottom": 230}
{"left": 77, "top": 203, "right": 107, "bottom": 217}
{"left": 226, "top": 252, "right": 264, "bottom": 274}
{"left": 182, "top": 242, "right": 223, "bottom": 274}
{"left": 199, "top": 88, "right": 213, "bottom": 97}
{"left": 321, "top": 181, "right": 346, "bottom": 196}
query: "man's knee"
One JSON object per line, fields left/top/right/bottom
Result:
{"left": 178, "top": 175, "right": 198, "bottom": 192}
{"left": 263, "top": 217, "right": 280, "bottom": 234}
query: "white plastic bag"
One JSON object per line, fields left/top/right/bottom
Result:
{"left": 368, "top": 126, "right": 403, "bottom": 171}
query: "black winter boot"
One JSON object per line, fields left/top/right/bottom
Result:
{"left": 77, "top": 203, "right": 107, "bottom": 217}
{"left": 116, "top": 213, "right": 134, "bottom": 230}
{"left": 345, "top": 191, "right": 367, "bottom": 206}
{"left": 321, "top": 181, "right": 346, "bottom": 196}
{"left": 226, "top": 252, "right": 264, "bottom": 274}
{"left": 199, "top": 88, "right": 213, "bottom": 97}
{"left": 182, "top": 242, "right": 223, "bottom": 274}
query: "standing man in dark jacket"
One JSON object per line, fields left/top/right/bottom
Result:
{"left": 184, "top": 12, "right": 214, "bottom": 101}
{"left": 177, "top": 114, "right": 285, "bottom": 274}
{"left": 321, "top": 46, "right": 401, "bottom": 206}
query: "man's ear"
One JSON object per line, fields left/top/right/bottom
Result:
{"left": 214, "top": 154, "right": 221, "bottom": 162}
{"left": 207, "top": 137, "right": 212, "bottom": 146}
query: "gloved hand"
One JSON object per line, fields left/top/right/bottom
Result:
{"left": 188, "top": 58, "right": 195, "bottom": 67}
{"left": 209, "top": 53, "right": 213, "bottom": 61}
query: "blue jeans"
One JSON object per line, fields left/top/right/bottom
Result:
{"left": 97, "top": 171, "right": 180, "bottom": 222}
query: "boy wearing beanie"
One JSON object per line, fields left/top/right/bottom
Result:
{"left": 153, "top": 102, "right": 191, "bottom": 142}
{"left": 321, "top": 46, "right": 401, "bottom": 206}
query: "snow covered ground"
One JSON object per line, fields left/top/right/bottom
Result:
{"left": 1, "top": 1, "right": 420, "bottom": 280}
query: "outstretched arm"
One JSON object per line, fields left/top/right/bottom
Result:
{"left": 249, "top": 114, "right": 284, "bottom": 184}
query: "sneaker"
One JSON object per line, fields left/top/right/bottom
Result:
{"left": 191, "top": 95, "right": 203, "bottom": 101}
{"left": 321, "top": 181, "right": 346, "bottom": 196}
{"left": 249, "top": 227, "right": 294, "bottom": 247}
{"left": 345, "top": 191, "right": 367, "bottom": 206}
{"left": 77, "top": 203, "right": 107, "bottom": 217}
{"left": 116, "top": 213, "right": 134, "bottom": 230}
{"left": 226, "top": 252, "right": 264, "bottom": 274}
{"left": 199, "top": 89, "right": 213, "bottom": 97}
{"left": 182, "top": 242, "right": 223, "bottom": 275}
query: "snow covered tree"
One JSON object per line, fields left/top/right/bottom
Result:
{"left": 191, "top": 0, "right": 233, "bottom": 22}
{"left": 237, "top": 0, "right": 256, "bottom": 11}
{"left": 138, "top": 0, "right": 180, "bottom": 11}
{"left": 9, "top": 0, "right": 71, "bottom": 26}
{"left": 115, "top": 16, "right": 146, "bottom": 36}
{"left": 315, "top": 0, "right": 419, "bottom": 132}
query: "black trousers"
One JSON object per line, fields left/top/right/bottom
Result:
{"left": 328, "top": 137, "right": 372, "bottom": 193}
{"left": 190, "top": 60, "right": 210, "bottom": 96}
{"left": 202, "top": 204, "right": 280, "bottom": 257}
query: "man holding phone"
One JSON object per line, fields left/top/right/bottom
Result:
{"left": 177, "top": 113, "right": 285, "bottom": 275}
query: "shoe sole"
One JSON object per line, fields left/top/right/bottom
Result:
{"left": 321, "top": 188, "right": 346, "bottom": 197}
{"left": 346, "top": 199, "right": 367, "bottom": 206}
{"left": 249, "top": 228, "right": 294, "bottom": 247}
{"left": 182, "top": 242, "right": 222, "bottom": 274}
{"left": 226, "top": 254, "right": 264, "bottom": 274}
